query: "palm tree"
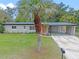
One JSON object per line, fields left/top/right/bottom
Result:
{"left": 17, "top": 0, "right": 58, "bottom": 51}
{"left": 29, "top": 0, "right": 59, "bottom": 51}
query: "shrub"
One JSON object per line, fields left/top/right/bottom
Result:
{"left": 0, "top": 24, "right": 4, "bottom": 33}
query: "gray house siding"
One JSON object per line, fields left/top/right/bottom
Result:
{"left": 4, "top": 25, "right": 36, "bottom": 33}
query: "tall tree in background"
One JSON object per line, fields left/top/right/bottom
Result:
{"left": 16, "top": 0, "right": 58, "bottom": 22}
{"left": 0, "top": 9, "right": 11, "bottom": 23}
{"left": 56, "top": 2, "right": 78, "bottom": 23}
{"left": 56, "top": 2, "right": 69, "bottom": 22}
{"left": 0, "top": 9, "right": 11, "bottom": 33}
{"left": 74, "top": 10, "right": 79, "bottom": 23}
{"left": 6, "top": 7, "right": 16, "bottom": 21}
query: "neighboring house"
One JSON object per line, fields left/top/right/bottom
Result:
{"left": 3, "top": 22, "right": 77, "bottom": 35}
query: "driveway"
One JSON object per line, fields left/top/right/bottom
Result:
{"left": 52, "top": 34, "right": 79, "bottom": 59}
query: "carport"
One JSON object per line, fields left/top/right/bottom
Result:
{"left": 46, "top": 22, "right": 77, "bottom": 35}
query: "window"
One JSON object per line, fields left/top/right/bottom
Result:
{"left": 24, "top": 26, "right": 26, "bottom": 29}
{"left": 30, "top": 26, "right": 35, "bottom": 30}
{"left": 12, "top": 26, "right": 16, "bottom": 29}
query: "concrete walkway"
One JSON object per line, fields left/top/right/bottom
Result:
{"left": 52, "top": 34, "right": 79, "bottom": 59}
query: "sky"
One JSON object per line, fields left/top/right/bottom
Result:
{"left": 0, "top": 0, "right": 78, "bottom": 10}
{"left": 53, "top": 0, "right": 79, "bottom": 10}
{"left": 0, "top": 0, "right": 19, "bottom": 5}
{"left": 0, "top": 0, "right": 19, "bottom": 9}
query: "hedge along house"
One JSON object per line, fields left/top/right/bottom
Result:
{"left": 3, "top": 22, "right": 77, "bottom": 35}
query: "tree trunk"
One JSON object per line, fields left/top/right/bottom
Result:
{"left": 37, "top": 34, "right": 42, "bottom": 51}
{"left": 34, "top": 12, "right": 42, "bottom": 52}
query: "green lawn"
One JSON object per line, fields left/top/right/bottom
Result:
{"left": 0, "top": 33, "right": 61, "bottom": 59}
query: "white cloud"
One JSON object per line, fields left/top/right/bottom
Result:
{"left": 0, "top": 3, "right": 16, "bottom": 10}
{"left": 0, "top": 3, "right": 7, "bottom": 10}
{"left": 7, "top": 3, "right": 16, "bottom": 9}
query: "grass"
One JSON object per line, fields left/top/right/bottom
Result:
{"left": 0, "top": 33, "right": 61, "bottom": 59}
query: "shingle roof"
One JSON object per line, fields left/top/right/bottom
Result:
{"left": 3, "top": 22, "right": 34, "bottom": 25}
{"left": 3, "top": 22, "right": 77, "bottom": 26}
{"left": 44, "top": 22, "right": 77, "bottom": 26}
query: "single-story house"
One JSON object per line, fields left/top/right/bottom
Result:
{"left": 3, "top": 22, "right": 77, "bottom": 35}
